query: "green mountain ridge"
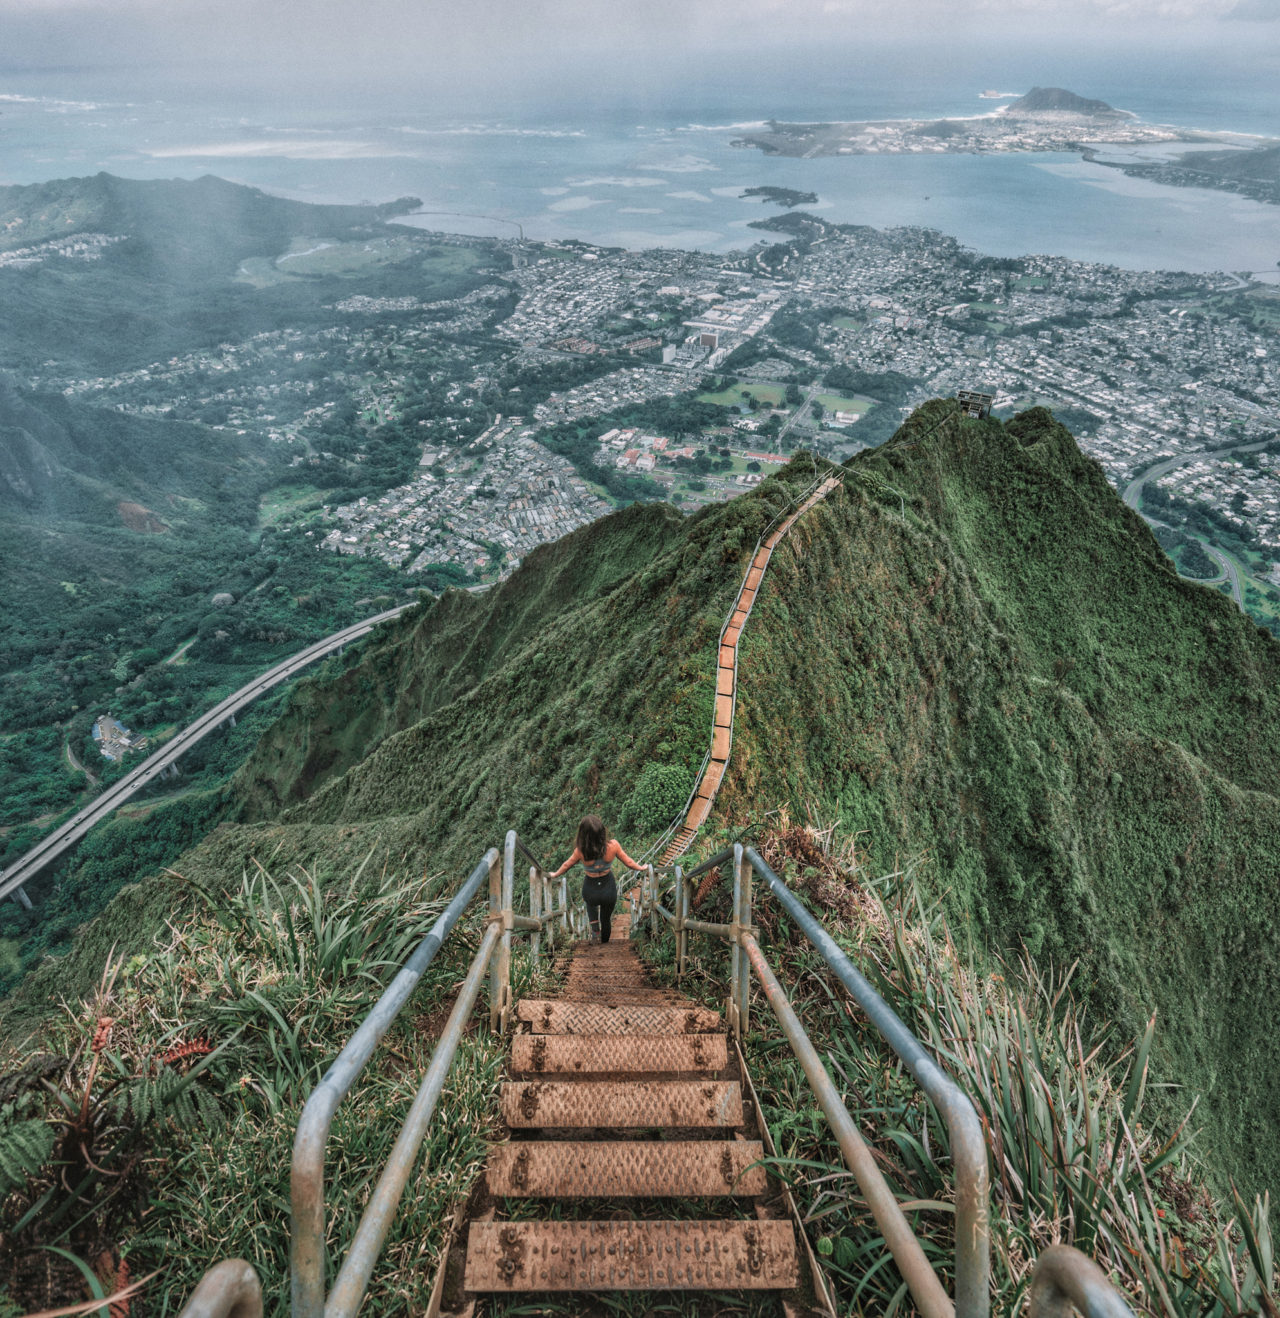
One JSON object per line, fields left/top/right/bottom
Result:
{"left": 7, "top": 401, "right": 1280, "bottom": 1204}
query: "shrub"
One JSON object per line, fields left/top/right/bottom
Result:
{"left": 626, "top": 762, "right": 694, "bottom": 834}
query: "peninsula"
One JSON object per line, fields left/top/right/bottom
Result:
{"left": 732, "top": 86, "right": 1215, "bottom": 159}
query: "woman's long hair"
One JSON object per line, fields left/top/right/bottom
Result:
{"left": 575, "top": 814, "right": 608, "bottom": 863}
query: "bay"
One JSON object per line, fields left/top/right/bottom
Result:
{"left": 0, "top": 42, "right": 1277, "bottom": 275}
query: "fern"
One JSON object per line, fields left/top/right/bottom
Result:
{"left": 0, "top": 1102, "right": 56, "bottom": 1194}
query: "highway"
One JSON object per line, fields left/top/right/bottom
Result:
{"left": 0, "top": 603, "right": 414, "bottom": 906}
{"left": 1121, "top": 438, "right": 1277, "bottom": 607}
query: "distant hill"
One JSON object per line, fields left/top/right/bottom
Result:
{"left": 0, "top": 174, "right": 426, "bottom": 373}
{"left": 17, "top": 401, "right": 1280, "bottom": 1203}
{"left": 1175, "top": 143, "right": 1280, "bottom": 184}
{"left": 1006, "top": 86, "right": 1128, "bottom": 118}
{"left": 0, "top": 172, "right": 419, "bottom": 271}
{"left": 0, "top": 375, "right": 260, "bottom": 516}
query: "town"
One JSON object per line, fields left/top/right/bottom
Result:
{"left": 40, "top": 212, "right": 1280, "bottom": 632}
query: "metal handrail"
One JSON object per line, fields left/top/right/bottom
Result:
{"left": 1027, "top": 1246, "right": 1136, "bottom": 1317}
{"left": 178, "top": 830, "right": 566, "bottom": 1318}
{"left": 743, "top": 845, "right": 991, "bottom": 1318}
{"left": 289, "top": 847, "right": 498, "bottom": 1317}
{"left": 639, "top": 843, "right": 988, "bottom": 1317}
{"left": 325, "top": 919, "right": 503, "bottom": 1315}
{"left": 641, "top": 844, "right": 1137, "bottom": 1318}
{"left": 741, "top": 929, "right": 953, "bottom": 1318}
{"left": 177, "top": 1259, "right": 264, "bottom": 1318}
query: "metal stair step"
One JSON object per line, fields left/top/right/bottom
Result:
{"left": 486, "top": 1139, "right": 767, "bottom": 1197}
{"left": 501, "top": 1079, "right": 743, "bottom": 1129}
{"left": 516, "top": 1000, "right": 720, "bottom": 1035}
{"left": 464, "top": 1219, "right": 797, "bottom": 1291}
{"left": 511, "top": 1033, "right": 727, "bottom": 1076}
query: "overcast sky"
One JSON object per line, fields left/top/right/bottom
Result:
{"left": 2, "top": 0, "right": 1276, "bottom": 100}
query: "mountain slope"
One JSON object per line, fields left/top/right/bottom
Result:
{"left": 10, "top": 402, "right": 1280, "bottom": 1199}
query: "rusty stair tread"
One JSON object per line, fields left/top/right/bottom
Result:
{"left": 486, "top": 1139, "right": 768, "bottom": 1198}
{"left": 511, "top": 1033, "right": 728, "bottom": 1076}
{"left": 501, "top": 1079, "right": 743, "bottom": 1129}
{"left": 516, "top": 1000, "right": 721, "bottom": 1035}
{"left": 464, "top": 1219, "right": 797, "bottom": 1292}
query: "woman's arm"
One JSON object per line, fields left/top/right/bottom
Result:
{"left": 548, "top": 847, "right": 582, "bottom": 880}
{"left": 608, "top": 840, "right": 645, "bottom": 872}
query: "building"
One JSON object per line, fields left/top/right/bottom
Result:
{"left": 957, "top": 388, "right": 995, "bottom": 419}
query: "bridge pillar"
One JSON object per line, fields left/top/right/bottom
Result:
{"left": 11, "top": 886, "right": 32, "bottom": 911}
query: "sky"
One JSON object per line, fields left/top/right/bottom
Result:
{"left": 2, "top": 0, "right": 1277, "bottom": 91}
{"left": 2, "top": 0, "right": 1270, "bottom": 72}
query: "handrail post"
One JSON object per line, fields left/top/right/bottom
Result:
{"left": 178, "top": 1259, "right": 263, "bottom": 1318}
{"left": 675, "top": 865, "right": 686, "bottom": 982}
{"left": 543, "top": 869, "right": 554, "bottom": 953}
{"left": 559, "top": 870, "right": 569, "bottom": 940}
{"left": 648, "top": 864, "right": 658, "bottom": 939}
{"left": 728, "top": 844, "right": 744, "bottom": 1038}
{"left": 1028, "top": 1245, "right": 1136, "bottom": 1318}
{"left": 734, "top": 844, "right": 751, "bottom": 1036}
{"left": 529, "top": 864, "right": 541, "bottom": 967}
{"left": 488, "top": 847, "right": 505, "bottom": 1032}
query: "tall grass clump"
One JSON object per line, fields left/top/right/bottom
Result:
{"left": 656, "top": 817, "right": 1278, "bottom": 1317}
{"left": 0, "top": 850, "right": 548, "bottom": 1317}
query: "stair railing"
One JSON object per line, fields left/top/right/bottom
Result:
{"left": 176, "top": 830, "right": 568, "bottom": 1318}
{"left": 1027, "top": 1245, "right": 1137, "bottom": 1318}
{"left": 637, "top": 844, "right": 1137, "bottom": 1318}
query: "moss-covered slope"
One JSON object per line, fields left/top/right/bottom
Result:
{"left": 725, "top": 402, "right": 1280, "bottom": 1193}
{"left": 12, "top": 402, "right": 1279, "bottom": 1197}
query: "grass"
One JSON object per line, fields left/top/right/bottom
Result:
{"left": 0, "top": 853, "right": 566, "bottom": 1316}
{"left": 640, "top": 818, "right": 1280, "bottom": 1317}
{"left": 257, "top": 484, "right": 329, "bottom": 528}
{"left": 697, "top": 384, "right": 787, "bottom": 410}
{"left": 812, "top": 394, "right": 871, "bottom": 415}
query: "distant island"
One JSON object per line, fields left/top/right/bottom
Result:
{"left": 741, "top": 186, "right": 818, "bottom": 208}
{"left": 729, "top": 86, "right": 1280, "bottom": 206}
{"left": 730, "top": 87, "right": 1168, "bottom": 159}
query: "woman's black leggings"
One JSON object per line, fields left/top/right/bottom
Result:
{"left": 582, "top": 871, "right": 618, "bottom": 944}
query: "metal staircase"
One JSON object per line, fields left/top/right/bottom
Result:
{"left": 175, "top": 830, "right": 1142, "bottom": 1318}
{"left": 456, "top": 915, "right": 804, "bottom": 1300}
{"left": 653, "top": 471, "right": 844, "bottom": 869}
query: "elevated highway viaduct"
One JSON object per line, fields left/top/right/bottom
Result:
{"left": 0, "top": 603, "right": 414, "bottom": 908}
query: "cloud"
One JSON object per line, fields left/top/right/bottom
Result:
{"left": 0, "top": 0, "right": 1270, "bottom": 88}
{"left": 1224, "top": 0, "right": 1280, "bottom": 17}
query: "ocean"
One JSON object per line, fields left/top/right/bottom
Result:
{"left": 1, "top": 40, "right": 1277, "bottom": 275}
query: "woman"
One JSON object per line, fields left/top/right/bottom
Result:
{"left": 547, "top": 814, "right": 644, "bottom": 944}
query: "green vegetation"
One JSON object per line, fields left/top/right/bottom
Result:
{"left": 696, "top": 381, "right": 786, "bottom": 409}
{"left": 643, "top": 820, "right": 1277, "bottom": 1315}
{"left": 741, "top": 186, "right": 819, "bottom": 208}
{"left": 812, "top": 393, "right": 869, "bottom": 415}
{"left": 0, "top": 174, "right": 511, "bottom": 893}
{"left": 0, "top": 859, "right": 532, "bottom": 1315}
{"left": 5, "top": 400, "right": 1280, "bottom": 1312}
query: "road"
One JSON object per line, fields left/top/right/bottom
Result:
{"left": 0, "top": 602, "right": 414, "bottom": 906}
{"left": 1121, "top": 438, "right": 1276, "bottom": 607}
